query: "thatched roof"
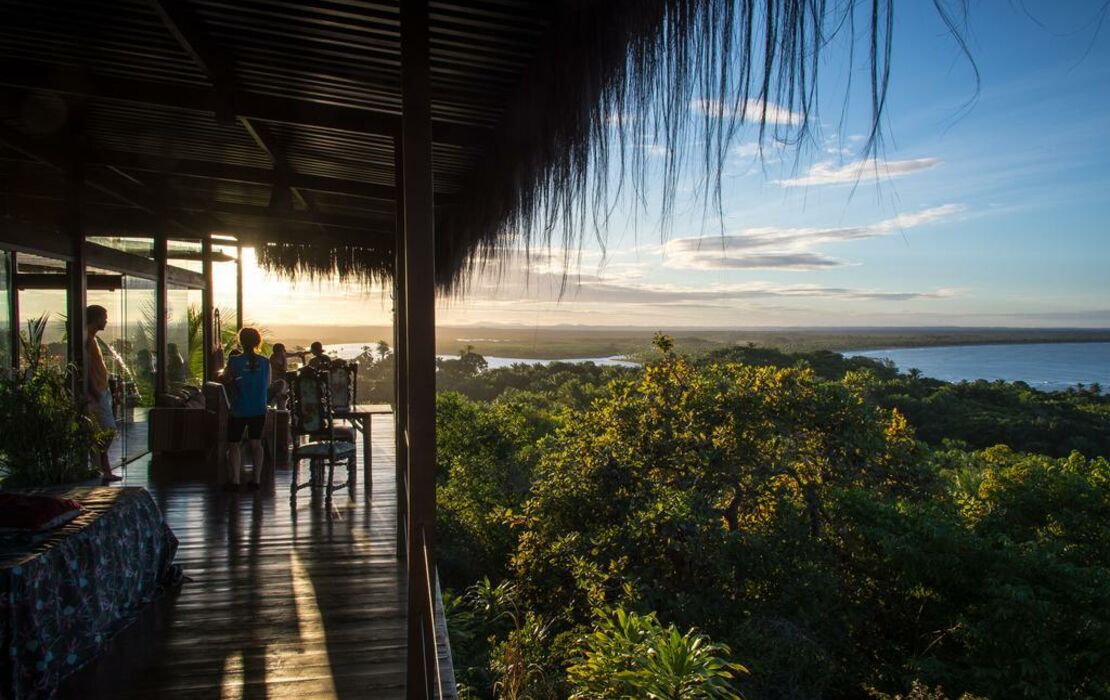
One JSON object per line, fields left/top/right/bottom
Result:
{"left": 0, "top": 0, "right": 969, "bottom": 288}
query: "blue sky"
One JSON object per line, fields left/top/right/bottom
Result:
{"left": 248, "top": 3, "right": 1110, "bottom": 329}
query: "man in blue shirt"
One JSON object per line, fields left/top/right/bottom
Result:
{"left": 220, "top": 327, "right": 270, "bottom": 491}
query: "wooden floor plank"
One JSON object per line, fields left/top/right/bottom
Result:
{"left": 58, "top": 415, "right": 453, "bottom": 699}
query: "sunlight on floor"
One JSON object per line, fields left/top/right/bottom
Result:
{"left": 290, "top": 548, "right": 338, "bottom": 697}
{"left": 219, "top": 650, "right": 244, "bottom": 700}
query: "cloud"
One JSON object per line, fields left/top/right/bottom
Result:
{"left": 545, "top": 276, "right": 954, "bottom": 304}
{"left": 691, "top": 98, "right": 803, "bottom": 125}
{"left": 663, "top": 204, "right": 963, "bottom": 271}
{"left": 775, "top": 157, "right": 942, "bottom": 187}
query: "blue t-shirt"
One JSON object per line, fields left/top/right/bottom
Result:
{"left": 227, "top": 353, "right": 270, "bottom": 417}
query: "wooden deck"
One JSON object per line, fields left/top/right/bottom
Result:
{"left": 61, "top": 415, "right": 454, "bottom": 699}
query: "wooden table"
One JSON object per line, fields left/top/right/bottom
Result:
{"left": 334, "top": 403, "right": 392, "bottom": 501}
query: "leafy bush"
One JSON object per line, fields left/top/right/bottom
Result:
{"left": 0, "top": 315, "right": 101, "bottom": 487}
{"left": 568, "top": 608, "right": 746, "bottom": 700}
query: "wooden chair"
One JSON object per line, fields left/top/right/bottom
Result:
{"left": 288, "top": 366, "right": 355, "bottom": 505}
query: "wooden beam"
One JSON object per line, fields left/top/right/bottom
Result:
{"left": 235, "top": 244, "right": 243, "bottom": 330}
{"left": 7, "top": 252, "right": 19, "bottom": 370}
{"left": 201, "top": 237, "right": 215, "bottom": 382}
{"left": 0, "top": 222, "right": 74, "bottom": 260}
{"left": 0, "top": 124, "right": 208, "bottom": 238}
{"left": 16, "top": 273, "right": 122, "bottom": 290}
{"left": 0, "top": 59, "right": 487, "bottom": 146}
{"left": 154, "top": 235, "right": 169, "bottom": 397}
{"left": 64, "top": 162, "right": 87, "bottom": 397}
{"left": 0, "top": 139, "right": 399, "bottom": 200}
{"left": 393, "top": 134, "right": 408, "bottom": 544}
{"left": 165, "top": 265, "right": 206, "bottom": 290}
{"left": 402, "top": 0, "right": 440, "bottom": 697}
{"left": 84, "top": 242, "right": 160, "bottom": 281}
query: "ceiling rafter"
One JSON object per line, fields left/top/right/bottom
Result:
{"left": 147, "top": 0, "right": 361, "bottom": 236}
{"left": 0, "top": 122, "right": 208, "bottom": 238}
{"left": 0, "top": 63, "right": 485, "bottom": 148}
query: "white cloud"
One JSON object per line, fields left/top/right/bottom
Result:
{"left": 663, "top": 204, "right": 963, "bottom": 271}
{"left": 691, "top": 98, "right": 803, "bottom": 125}
{"left": 775, "top": 157, "right": 942, "bottom": 187}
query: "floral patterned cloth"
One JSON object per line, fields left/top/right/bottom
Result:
{"left": 0, "top": 487, "right": 178, "bottom": 699}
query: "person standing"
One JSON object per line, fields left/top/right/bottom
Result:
{"left": 220, "top": 327, "right": 270, "bottom": 491}
{"left": 86, "top": 305, "right": 121, "bottom": 483}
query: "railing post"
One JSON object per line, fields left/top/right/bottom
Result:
{"left": 401, "top": 0, "right": 438, "bottom": 696}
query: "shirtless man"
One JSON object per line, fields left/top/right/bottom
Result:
{"left": 86, "top": 305, "right": 121, "bottom": 483}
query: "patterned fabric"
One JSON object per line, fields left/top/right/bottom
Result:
{"left": 0, "top": 487, "right": 179, "bottom": 699}
{"left": 293, "top": 441, "right": 357, "bottom": 458}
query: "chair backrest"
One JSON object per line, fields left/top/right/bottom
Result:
{"left": 327, "top": 359, "right": 357, "bottom": 411}
{"left": 289, "top": 366, "right": 333, "bottom": 438}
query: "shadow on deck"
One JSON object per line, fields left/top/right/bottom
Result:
{"left": 61, "top": 415, "right": 454, "bottom": 699}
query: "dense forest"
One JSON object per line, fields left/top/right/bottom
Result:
{"left": 358, "top": 339, "right": 1110, "bottom": 699}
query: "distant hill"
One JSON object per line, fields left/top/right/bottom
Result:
{"left": 266, "top": 324, "right": 1110, "bottom": 358}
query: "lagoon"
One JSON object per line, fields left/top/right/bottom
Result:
{"left": 322, "top": 342, "right": 638, "bottom": 369}
{"left": 844, "top": 342, "right": 1110, "bottom": 392}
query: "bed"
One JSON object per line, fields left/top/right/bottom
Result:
{"left": 0, "top": 487, "right": 178, "bottom": 699}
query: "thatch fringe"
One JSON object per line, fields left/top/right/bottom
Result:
{"left": 256, "top": 242, "right": 392, "bottom": 287}
{"left": 437, "top": 0, "right": 972, "bottom": 292}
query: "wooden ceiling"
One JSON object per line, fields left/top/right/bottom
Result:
{"left": 0, "top": 0, "right": 556, "bottom": 248}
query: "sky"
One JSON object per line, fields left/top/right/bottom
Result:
{"left": 238, "top": 3, "right": 1110, "bottom": 330}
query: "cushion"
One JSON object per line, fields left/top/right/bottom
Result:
{"left": 0, "top": 493, "right": 84, "bottom": 531}
{"left": 293, "top": 441, "right": 357, "bottom": 459}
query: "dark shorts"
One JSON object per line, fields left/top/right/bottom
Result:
{"left": 228, "top": 414, "right": 266, "bottom": 442}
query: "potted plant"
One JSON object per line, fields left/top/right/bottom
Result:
{"left": 0, "top": 314, "right": 103, "bottom": 488}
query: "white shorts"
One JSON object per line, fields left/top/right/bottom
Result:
{"left": 90, "top": 390, "right": 116, "bottom": 432}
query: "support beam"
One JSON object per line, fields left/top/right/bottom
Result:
{"left": 0, "top": 59, "right": 487, "bottom": 146}
{"left": 0, "top": 124, "right": 209, "bottom": 238}
{"left": 401, "top": 1, "right": 440, "bottom": 697}
{"left": 393, "top": 135, "right": 408, "bottom": 541}
{"left": 155, "top": 236, "right": 169, "bottom": 397}
{"left": 201, "top": 237, "right": 215, "bottom": 382}
{"left": 64, "top": 163, "right": 87, "bottom": 396}
{"left": 235, "top": 245, "right": 243, "bottom": 330}
{"left": 7, "top": 252, "right": 19, "bottom": 370}
{"left": 16, "top": 274, "right": 122, "bottom": 291}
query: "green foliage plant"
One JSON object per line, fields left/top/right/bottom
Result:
{"left": 0, "top": 314, "right": 102, "bottom": 487}
{"left": 568, "top": 607, "right": 746, "bottom": 700}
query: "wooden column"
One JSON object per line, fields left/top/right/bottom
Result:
{"left": 235, "top": 244, "right": 244, "bottom": 329}
{"left": 393, "top": 135, "right": 409, "bottom": 546}
{"left": 154, "top": 235, "right": 169, "bottom": 397}
{"left": 401, "top": 0, "right": 439, "bottom": 696}
{"left": 7, "top": 251, "right": 18, "bottom": 370}
{"left": 64, "top": 164, "right": 86, "bottom": 392}
{"left": 201, "top": 237, "right": 214, "bottom": 381}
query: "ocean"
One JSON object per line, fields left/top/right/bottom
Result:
{"left": 844, "top": 342, "right": 1110, "bottom": 392}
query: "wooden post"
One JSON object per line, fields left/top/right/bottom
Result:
{"left": 154, "top": 235, "right": 169, "bottom": 397}
{"left": 401, "top": 0, "right": 438, "bottom": 696}
{"left": 235, "top": 243, "right": 244, "bottom": 329}
{"left": 201, "top": 237, "right": 214, "bottom": 381}
{"left": 7, "top": 251, "right": 19, "bottom": 370}
{"left": 393, "top": 135, "right": 409, "bottom": 545}
{"left": 64, "top": 163, "right": 86, "bottom": 393}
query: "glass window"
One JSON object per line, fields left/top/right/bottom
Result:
{"left": 168, "top": 239, "right": 204, "bottom": 273}
{"left": 16, "top": 253, "right": 68, "bottom": 369}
